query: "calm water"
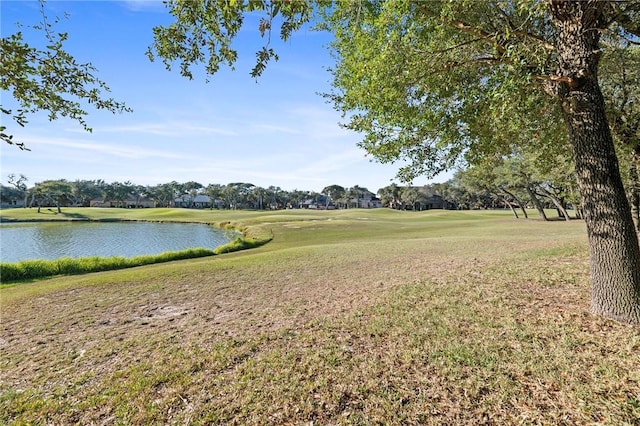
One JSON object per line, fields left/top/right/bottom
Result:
{"left": 0, "top": 222, "right": 237, "bottom": 263}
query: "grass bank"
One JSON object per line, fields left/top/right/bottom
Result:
{"left": 1, "top": 208, "right": 638, "bottom": 424}
{"left": 0, "top": 208, "right": 273, "bottom": 283}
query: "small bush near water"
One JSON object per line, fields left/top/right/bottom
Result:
{"left": 214, "top": 236, "right": 265, "bottom": 254}
{"left": 0, "top": 248, "right": 215, "bottom": 284}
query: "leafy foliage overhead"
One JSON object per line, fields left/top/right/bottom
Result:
{"left": 1, "top": 2, "right": 130, "bottom": 150}
{"left": 147, "top": 0, "right": 315, "bottom": 80}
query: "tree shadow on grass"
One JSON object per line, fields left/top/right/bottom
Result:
{"left": 60, "top": 212, "right": 91, "bottom": 220}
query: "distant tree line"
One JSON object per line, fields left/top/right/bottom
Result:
{"left": 0, "top": 177, "right": 384, "bottom": 212}
{"left": 4, "top": 159, "right": 637, "bottom": 227}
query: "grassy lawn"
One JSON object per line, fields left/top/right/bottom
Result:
{"left": 1, "top": 208, "right": 638, "bottom": 424}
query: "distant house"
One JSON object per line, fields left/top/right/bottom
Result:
{"left": 301, "top": 195, "right": 337, "bottom": 210}
{"left": 0, "top": 199, "right": 25, "bottom": 208}
{"left": 174, "top": 195, "right": 212, "bottom": 209}
{"left": 90, "top": 198, "right": 115, "bottom": 208}
{"left": 124, "top": 198, "right": 156, "bottom": 208}
{"left": 420, "top": 194, "right": 445, "bottom": 210}
{"left": 355, "top": 190, "right": 383, "bottom": 208}
{"left": 402, "top": 187, "right": 446, "bottom": 210}
{"left": 90, "top": 198, "right": 156, "bottom": 208}
{"left": 0, "top": 185, "right": 26, "bottom": 208}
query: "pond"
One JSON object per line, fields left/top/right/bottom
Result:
{"left": 0, "top": 221, "right": 237, "bottom": 263}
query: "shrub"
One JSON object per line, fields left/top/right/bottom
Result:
{"left": 0, "top": 263, "right": 26, "bottom": 282}
{"left": 0, "top": 250, "right": 215, "bottom": 284}
{"left": 1, "top": 260, "right": 57, "bottom": 282}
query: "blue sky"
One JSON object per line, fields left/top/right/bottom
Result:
{"left": 1, "top": 0, "right": 450, "bottom": 192}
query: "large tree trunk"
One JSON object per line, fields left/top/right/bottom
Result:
{"left": 631, "top": 145, "right": 640, "bottom": 231}
{"left": 551, "top": 1, "right": 640, "bottom": 324}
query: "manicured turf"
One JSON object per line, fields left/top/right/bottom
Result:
{"left": 1, "top": 208, "right": 638, "bottom": 424}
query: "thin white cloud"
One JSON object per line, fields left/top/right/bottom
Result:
{"left": 248, "top": 123, "right": 303, "bottom": 135}
{"left": 21, "top": 136, "right": 189, "bottom": 160}
{"left": 286, "top": 105, "right": 354, "bottom": 139}
{"left": 167, "top": 164, "right": 331, "bottom": 189}
{"left": 297, "top": 148, "right": 368, "bottom": 175}
{"left": 90, "top": 122, "right": 238, "bottom": 137}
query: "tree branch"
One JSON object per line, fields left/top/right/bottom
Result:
{"left": 415, "top": 3, "right": 507, "bottom": 55}
{"left": 534, "top": 74, "right": 575, "bottom": 85}
{"left": 414, "top": 35, "right": 498, "bottom": 56}
{"left": 509, "top": 29, "right": 556, "bottom": 51}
